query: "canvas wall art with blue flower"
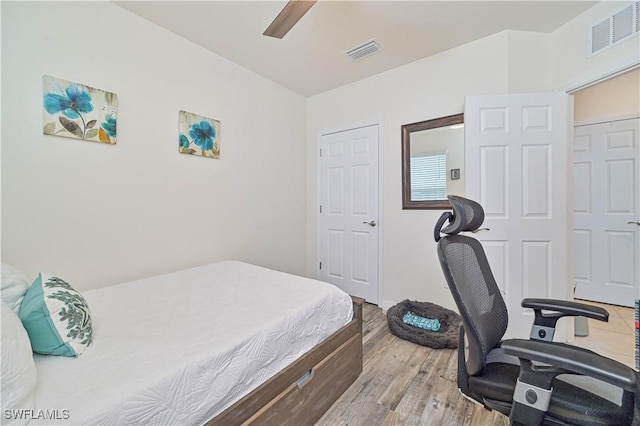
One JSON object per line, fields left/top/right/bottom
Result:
{"left": 43, "top": 75, "right": 118, "bottom": 144}
{"left": 179, "top": 110, "right": 220, "bottom": 159}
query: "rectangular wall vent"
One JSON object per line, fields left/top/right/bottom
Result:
{"left": 588, "top": 2, "right": 640, "bottom": 56}
{"left": 591, "top": 18, "right": 611, "bottom": 53}
{"left": 345, "top": 39, "right": 382, "bottom": 61}
{"left": 613, "top": 5, "right": 634, "bottom": 43}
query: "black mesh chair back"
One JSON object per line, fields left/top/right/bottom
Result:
{"left": 438, "top": 234, "right": 508, "bottom": 375}
{"left": 436, "top": 196, "right": 508, "bottom": 375}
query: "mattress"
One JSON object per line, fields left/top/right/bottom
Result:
{"left": 30, "top": 261, "right": 353, "bottom": 425}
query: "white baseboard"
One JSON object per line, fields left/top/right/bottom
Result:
{"left": 379, "top": 300, "right": 396, "bottom": 312}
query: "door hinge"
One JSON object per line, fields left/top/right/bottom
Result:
{"left": 319, "top": 205, "right": 322, "bottom": 213}
{"left": 319, "top": 261, "right": 322, "bottom": 270}
{"left": 319, "top": 148, "right": 322, "bottom": 157}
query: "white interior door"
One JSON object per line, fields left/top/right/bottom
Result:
{"left": 320, "top": 125, "right": 379, "bottom": 303}
{"left": 574, "top": 117, "right": 640, "bottom": 307}
{"left": 465, "top": 92, "right": 572, "bottom": 340}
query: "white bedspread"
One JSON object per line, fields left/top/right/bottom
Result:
{"left": 31, "top": 261, "right": 353, "bottom": 425}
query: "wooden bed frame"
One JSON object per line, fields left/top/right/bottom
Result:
{"left": 207, "top": 296, "right": 364, "bottom": 426}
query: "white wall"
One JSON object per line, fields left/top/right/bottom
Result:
{"left": 507, "top": 31, "right": 551, "bottom": 92}
{"left": 1, "top": 2, "right": 307, "bottom": 291}
{"left": 306, "top": 2, "right": 640, "bottom": 310}
{"left": 4, "top": 1, "right": 636, "bottom": 307}
{"left": 306, "top": 32, "right": 513, "bottom": 311}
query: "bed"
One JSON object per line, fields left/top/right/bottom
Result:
{"left": 1, "top": 261, "right": 363, "bottom": 425}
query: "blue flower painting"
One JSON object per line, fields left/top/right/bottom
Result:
{"left": 43, "top": 75, "right": 118, "bottom": 144}
{"left": 178, "top": 110, "right": 220, "bottom": 159}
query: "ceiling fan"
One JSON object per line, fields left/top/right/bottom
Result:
{"left": 263, "top": 0, "right": 317, "bottom": 39}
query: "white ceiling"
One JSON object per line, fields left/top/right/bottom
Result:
{"left": 114, "top": 1, "right": 597, "bottom": 97}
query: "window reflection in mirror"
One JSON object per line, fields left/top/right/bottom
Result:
{"left": 402, "top": 114, "right": 464, "bottom": 209}
{"left": 410, "top": 152, "right": 446, "bottom": 201}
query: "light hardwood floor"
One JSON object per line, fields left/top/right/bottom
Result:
{"left": 317, "top": 301, "right": 637, "bottom": 426}
{"left": 316, "top": 303, "right": 509, "bottom": 426}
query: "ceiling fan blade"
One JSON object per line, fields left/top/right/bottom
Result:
{"left": 263, "top": 0, "right": 317, "bottom": 39}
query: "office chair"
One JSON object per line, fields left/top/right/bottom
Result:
{"left": 434, "top": 195, "right": 639, "bottom": 426}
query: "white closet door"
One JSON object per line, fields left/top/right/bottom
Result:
{"left": 320, "top": 125, "right": 379, "bottom": 303}
{"left": 574, "top": 117, "right": 640, "bottom": 307}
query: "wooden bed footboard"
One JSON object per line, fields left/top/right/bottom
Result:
{"left": 206, "top": 296, "right": 364, "bottom": 426}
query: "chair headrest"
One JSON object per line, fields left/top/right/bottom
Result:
{"left": 434, "top": 195, "right": 485, "bottom": 241}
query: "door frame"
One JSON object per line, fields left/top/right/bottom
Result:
{"left": 566, "top": 64, "right": 640, "bottom": 302}
{"left": 316, "top": 120, "right": 384, "bottom": 305}
{"left": 575, "top": 112, "right": 640, "bottom": 128}
{"left": 557, "top": 58, "right": 640, "bottom": 297}
{"left": 560, "top": 59, "right": 638, "bottom": 94}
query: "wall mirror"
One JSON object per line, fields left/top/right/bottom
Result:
{"left": 401, "top": 113, "right": 464, "bottom": 209}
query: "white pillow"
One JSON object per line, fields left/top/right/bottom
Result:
{"left": 1, "top": 263, "right": 31, "bottom": 313}
{"left": 1, "top": 303, "right": 37, "bottom": 425}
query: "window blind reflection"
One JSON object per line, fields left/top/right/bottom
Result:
{"left": 410, "top": 153, "right": 446, "bottom": 201}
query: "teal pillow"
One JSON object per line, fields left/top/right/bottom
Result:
{"left": 18, "top": 273, "right": 92, "bottom": 357}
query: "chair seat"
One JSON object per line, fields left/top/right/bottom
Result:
{"left": 469, "top": 362, "right": 634, "bottom": 426}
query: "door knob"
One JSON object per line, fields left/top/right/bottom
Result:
{"left": 628, "top": 220, "right": 640, "bottom": 227}
{"left": 363, "top": 220, "right": 377, "bottom": 227}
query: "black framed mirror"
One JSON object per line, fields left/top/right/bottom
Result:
{"left": 401, "top": 113, "right": 464, "bottom": 209}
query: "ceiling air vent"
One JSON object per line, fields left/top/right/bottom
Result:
{"left": 346, "top": 39, "right": 382, "bottom": 61}
{"left": 588, "top": 2, "right": 639, "bottom": 56}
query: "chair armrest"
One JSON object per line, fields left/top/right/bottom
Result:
{"left": 501, "top": 339, "right": 637, "bottom": 392}
{"left": 522, "top": 298, "right": 609, "bottom": 322}
{"left": 522, "top": 298, "right": 608, "bottom": 340}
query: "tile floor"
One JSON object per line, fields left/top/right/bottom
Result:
{"left": 571, "top": 299, "right": 637, "bottom": 370}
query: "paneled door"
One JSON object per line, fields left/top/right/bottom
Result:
{"left": 320, "top": 125, "right": 379, "bottom": 303}
{"left": 465, "top": 92, "right": 572, "bottom": 340}
{"left": 574, "top": 117, "right": 639, "bottom": 307}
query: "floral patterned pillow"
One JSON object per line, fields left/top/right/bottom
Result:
{"left": 18, "top": 274, "right": 92, "bottom": 357}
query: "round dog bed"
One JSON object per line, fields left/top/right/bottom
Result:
{"left": 386, "top": 299, "right": 461, "bottom": 349}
